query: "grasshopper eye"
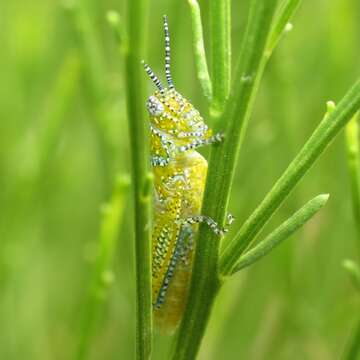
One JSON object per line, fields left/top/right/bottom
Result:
{"left": 146, "top": 96, "right": 164, "bottom": 116}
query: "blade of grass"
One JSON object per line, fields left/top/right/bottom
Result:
{"left": 64, "top": 1, "right": 107, "bottom": 104}
{"left": 343, "top": 113, "right": 360, "bottom": 360}
{"left": 63, "top": 2, "right": 114, "bottom": 192}
{"left": 107, "top": 10, "right": 128, "bottom": 55}
{"left": 343, "top": 319, "right": 360, "bottom": 360}
{"left": 172, "top": 1, "right": 279, "bottom": 359}
{"left": 187, "top": 0, "right": 212, "bottom": 102}
{"left": 209, "top": 0, "right": 231, "bottom": 117}
{"left": 233, "top": 194, "right": 329, "bottom": 273}
{"left": 17, "top": 52, "right": 81, "bottom": 218}
{"left": 345, "top": 113, "right": 360, "bottom": 254}
{"left": 124, "top": 1, "right": 152, "bottom": 359}
{"left": 76, "top": 175, "right": 130, "bottom": 360}
{"left": 220, "top": 84, "right": 360, "bottom": 275}
{"left": 266, "top": 0, "right": 302, "bottom": 56}
{"left": 37, "top": 52, "right": 81, "bottom": 180}
{"left": 343, "top": 259, "right": 360, "bottom": 292}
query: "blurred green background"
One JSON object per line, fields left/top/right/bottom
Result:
{"left": 1, "top": 0, "right": 359, "bottom": 359}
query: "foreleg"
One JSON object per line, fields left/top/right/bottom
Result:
{"left": 151, "top": 126, "right": 175, "bottom": 167}
{"left": 177, "top": 133, "right": 224, "bottom": 153}
{"left": 181, "top": 213, "right": 234, "bottom": 236}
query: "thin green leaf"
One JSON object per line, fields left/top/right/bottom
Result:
{"left": 220, "top": 81, "right": 360, "bottom": 276}
{"left": 187, "top": 0, "right": 213, "bottom": 101}
{"left": 267, "top": 0, "right": 302, "bottom": 56}
{"left": 209, "top": 0, "right": 231, "bottom": 115}
{"left": 37, "top": 52, "right": 81, "bottom": 177}
{"left": 343, "top": 319, "right": 360, "bottom": 360}
{"left": 233, "top": 194, "right": 329, "bottom": 273}
{"left": 342, "top": 260, "right": 360, "bottom": 359}
{"left": 343, "top": 259, "right": 360, "bottom": 293}
{"left": 77, "top": 175, "right": 130, "bottom": 360}
{"left": 345, "top": 112, "right": 360, "bottom": 254}
{"left": 107, "top": 10, "right": 128, "bottom": 54}
{"left": 63, "top": 2, "right": 107, "bottom": 104}
{"left": 64, "top": 2, "right": 114, "bottom": 191}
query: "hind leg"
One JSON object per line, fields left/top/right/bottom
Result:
{"left": 154, "top": 223, "right": 194, "bottom": 309}
{"left": 178, "top": 224, "right": 195, "bottom": 265}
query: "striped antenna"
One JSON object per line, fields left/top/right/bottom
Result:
{"left": 142, "top": 61, "right": 165, "bottom": 93}
{"left": 163, "top": 15, "right": 174, "bottom": 89}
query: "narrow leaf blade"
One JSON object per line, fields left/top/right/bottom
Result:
{"left": 267, "top": 0, "right": 302, "bottom": 55}
{"left": 220, "top": 80, "right": 360, "bottom": 276}
{"left": 343, "top": 259, "right": 360, "bottom": 293}
{"left": 233, "top": 194, "right": 329, "bottom": 273}
{"left": 187, "top": 0, "right": 213, "bottom": 101}
{"left": 345, "top": 112, "right": 360, "bottom": 253}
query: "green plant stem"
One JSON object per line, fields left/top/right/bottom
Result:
{"left": 209, "top": 0, "right": 231, "bottom": 116}
{"left": 77, "top": 175, "right": 130, "bottom": 360}
{"left": 221, "top": 82, "right": 360, "bottom": 275}
{"left": 37, "top": 52, "right": 81, "bottom": 179}
{"left": 342, "top": 261, "right": 360, "bottom": 360}
{"left": 22, "top": 52, "right": 81, "bottom": 215}
{"left": 64, "top": 2, "right": 114, "bottom": 192}
{"left": 234, "top": 194, "right": 329, "bottom": 272}
{"left": 345, "top": 113, "right": 360, "bottom": 253}
{"left": 68, "top": 1, "right": 107, "bottom": 103}
{"left": 344, "top": 319, "right": 360, "bottom": 360}
{"left": 343, "top": 259, "right": 360, "bottom": 292}
{"left": 187, "top": 0, "right": 212, "bottom": 101}
{"left": 124, "top": 1, "right": 152, "bottom": 359}
{"left": 172, "top": 1, "right": 279, "bottom": 359}
{"left": 107, "top": 10, "right": 128, "bottom": 55}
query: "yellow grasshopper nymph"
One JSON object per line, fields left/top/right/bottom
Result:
{"left": 142, "top": 15, "right": 234, "bottom": 333}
